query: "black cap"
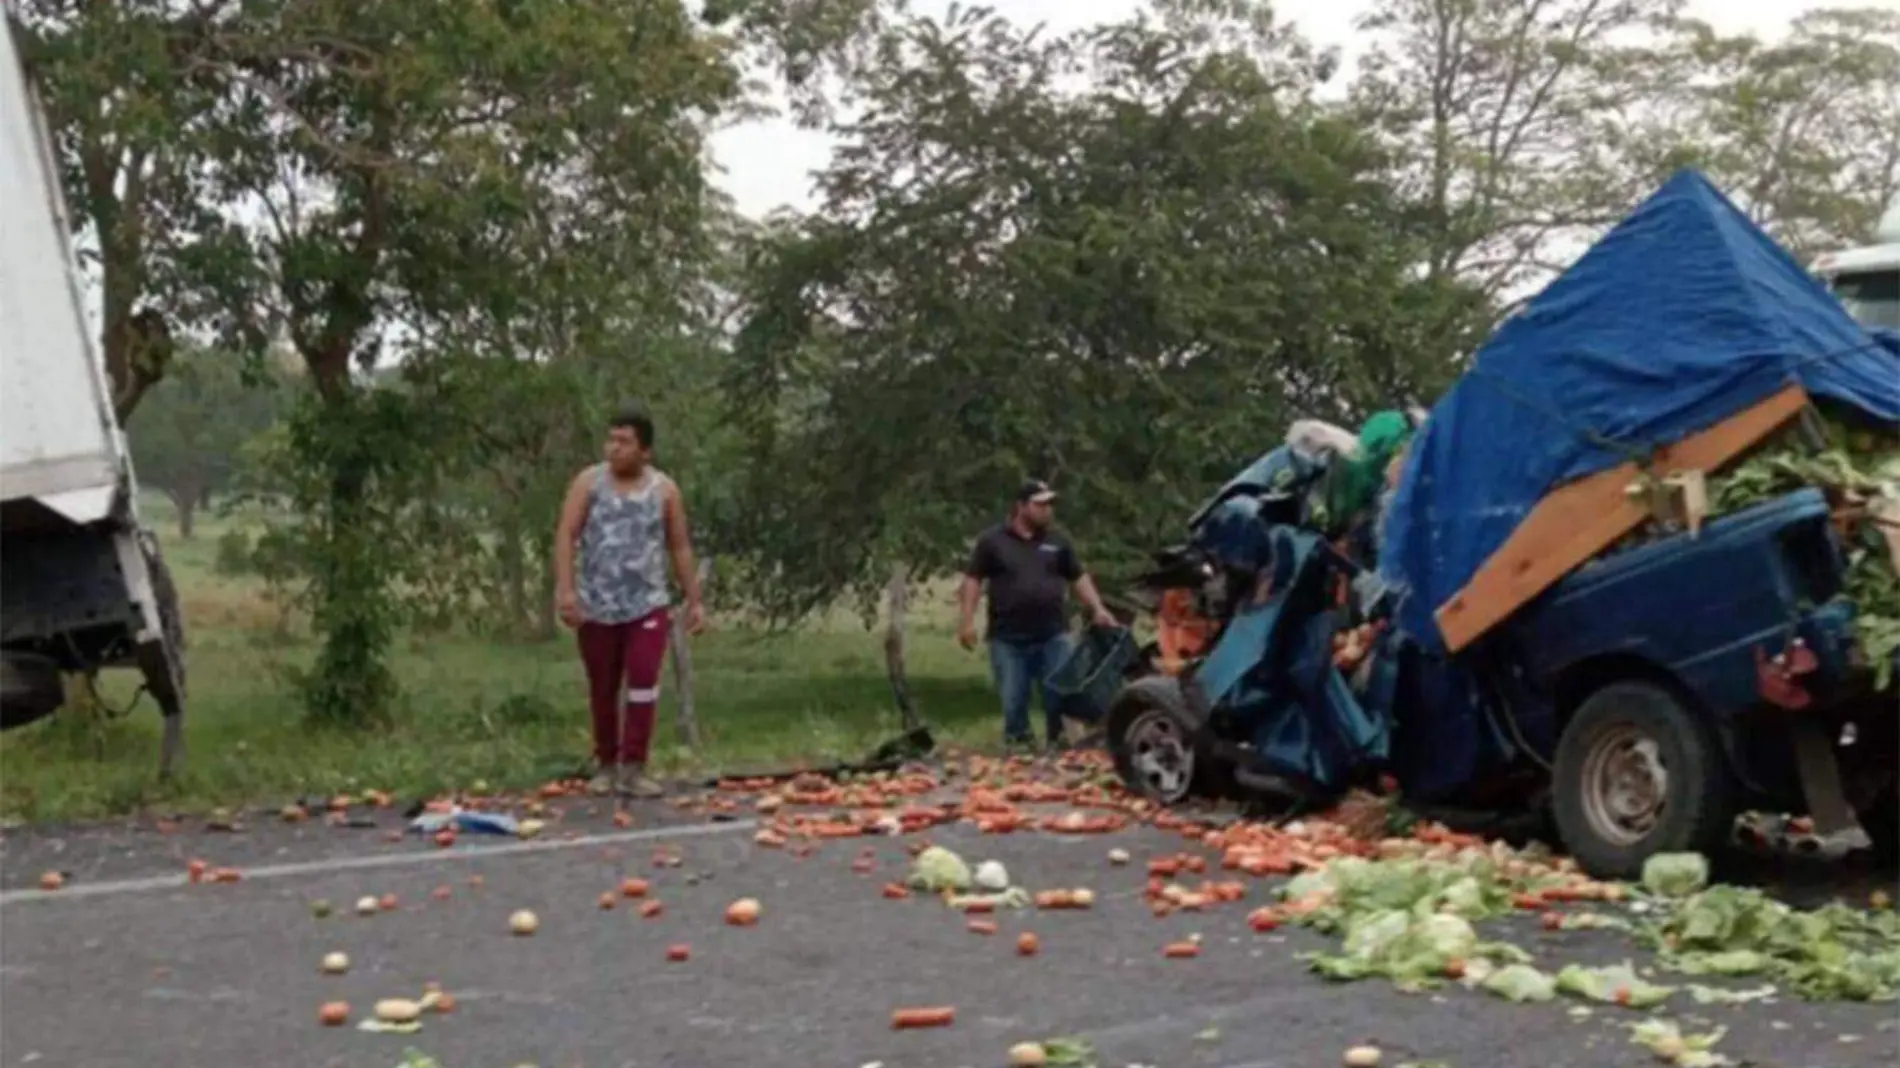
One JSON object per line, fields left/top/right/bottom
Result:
{"left": 1016, "top": 479, "right": 1058, "bottom": 505}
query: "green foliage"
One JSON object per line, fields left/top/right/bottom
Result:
{"left": 212, "top": 527, "right": 258, "bottom": 578}
{"left": 13, "top": 0, "right": 273, "bottom": 416}
{"left": 270, "top": 390, "right": 433, "bottom": 726}
{"left": 1627, "top": 7, "right": 1900, "bottom": 259}
{"left": 728, "top": 2, "right": 1487, "bottom": 619}
{"left": 126, "top": 347, "right": 290, "bottom": 537}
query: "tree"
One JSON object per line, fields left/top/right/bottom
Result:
{"left": 126, "top": 346, "right": 288, "bottom": 537}
{"left": 728, "top": 2, "right": 1486, "bottom": 624}
{"left": 12, "top": 1, "right": 270, "bottom": 419}
{"left": 1347, "top": 0, "right": 1687, "bottom": 299}
{"left": 23, "top": 0, "right": 895, "bottom": 726}
{"left": 1626, "top": 7, "right": 1900, "bottom": 259}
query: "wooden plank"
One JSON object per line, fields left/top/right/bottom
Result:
{"left": 1435, "top": 384, "right": 1810, "bottom": 653}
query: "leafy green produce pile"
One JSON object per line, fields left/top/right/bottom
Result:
{"left": 1279, "top": 847, "right": 1900, "bottom": 1006}
{"left": 1639, "top": 883, "right": 1900, "bottom": 1002}
{"left": 1707, "top": 410, "right": 1900, "bottom": 688}
{"left": 1282, "top": 849, "right": 1599, "bottom": 993}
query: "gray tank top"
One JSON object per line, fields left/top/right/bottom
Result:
{"left": 577, "top": 466, "right": 672, "bottom": 624}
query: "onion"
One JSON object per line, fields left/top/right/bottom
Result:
{"left": 373, "top": 998, "right": 422, "bottom": 1024}
{"left": 1008, "top": 1042, "right": 1048, "bottom": 1066}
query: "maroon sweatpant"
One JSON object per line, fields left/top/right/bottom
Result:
{"left": 577, "top": 609, "right": 671, "bottom": 766}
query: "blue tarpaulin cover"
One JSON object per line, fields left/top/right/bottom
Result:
{"left": 1382, "top": 170, "right": 1900, "bottom": 651}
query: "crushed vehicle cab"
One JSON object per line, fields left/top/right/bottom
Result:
{"left": 1105, "top": 170, "right": 1900, "bottom": 879}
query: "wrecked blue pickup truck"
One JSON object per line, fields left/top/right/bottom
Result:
{"left": 1103, "top": 171, "right": 1900, "bottom": 879}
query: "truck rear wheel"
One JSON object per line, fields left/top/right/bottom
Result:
{"left": 0, "top": 653, "right": 64, "bottom": 730}
{"left": 1551, "top": 681, "right": 1734, "bottom": 880}
{"left": 1106, "top": 676, "right": 1231, "bottom": 804}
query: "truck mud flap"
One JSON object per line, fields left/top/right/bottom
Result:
{"left": 1792, "top": 719, "right": 1868, "bottom": 846}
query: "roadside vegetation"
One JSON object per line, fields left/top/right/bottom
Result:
{"left": 0, "top": 502, "right": 997, "bottom": 822}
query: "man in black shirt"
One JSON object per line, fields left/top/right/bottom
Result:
{"left": 958, "top": 480, "right": 1119, "bottom": 749}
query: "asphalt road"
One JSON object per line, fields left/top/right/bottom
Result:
{"left": 2, "top": 803, "right": 1897, "bottom": 1068}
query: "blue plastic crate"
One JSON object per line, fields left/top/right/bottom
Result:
{"left": 1047, "top": 626, "right": 1138, "bottom": 723}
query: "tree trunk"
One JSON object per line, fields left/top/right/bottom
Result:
{"left": 667, "top": 557, "right": 712, "bottom": 750}
{"left": 884, "top": 564, "right": 918, "bottom": 731}
{"left": 534, "top": 540, "right": 559, "bottom": 640}
{"left": 176, "top": 495, "right": 197, "bottom": 540}
{"left": 299, "top": 388, "right": 396, "bottom": 727}
{"left": 497, "top": 511, "right": 530, "bottom": 638}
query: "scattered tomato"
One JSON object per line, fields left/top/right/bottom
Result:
{"left": 1017, "top": 932, "right": 1041, "bottom": 957}
{"left": 318, "top": 1001, "right": 350, "bottom": 1027}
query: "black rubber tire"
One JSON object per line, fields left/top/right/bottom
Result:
{"left": 0, "top": 655, "right": 64, "bottom": 730}
{"left": 1551, "top": 680, "right": 1734, "bottom": 880}
{"left": 1105, "top": 675, "right": 1233, "bottom": 803}
{"left": 1857, "top": 790, "right": 1898, "bottom": 866}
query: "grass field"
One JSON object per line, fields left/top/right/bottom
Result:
{"left": 0, "top": 503, "right": 1003, "bottom": 822}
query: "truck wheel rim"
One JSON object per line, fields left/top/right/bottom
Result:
{"left": 1126, "top": 709, "right": 1193, "bottom": 802}
{"left": 1580, "top": 725, "right": 1668, "bottom": 846}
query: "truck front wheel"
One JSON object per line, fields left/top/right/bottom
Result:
{"left": 1106, "top": 676, "right": 1231, "bottom": 804}
{"left": 1551, "top": 681, "right": 1734, "bottom": 880}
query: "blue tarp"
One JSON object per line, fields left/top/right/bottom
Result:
{"left": 1383, "top": 170, "right": 1900, "bottom": 651}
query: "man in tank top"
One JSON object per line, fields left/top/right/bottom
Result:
{"left": 554, "top": 407, "right": 707, "bottom": 797}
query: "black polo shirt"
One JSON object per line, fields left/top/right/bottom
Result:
{"left": 965, "top": 524, "right": 1084, "bottom": 644}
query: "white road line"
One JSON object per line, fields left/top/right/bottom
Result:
{"left": 0, "top": 818, "right": 759, "bottom": 908}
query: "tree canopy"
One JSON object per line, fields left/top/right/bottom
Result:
{"left": 728, "top": 2, "right": 1487, "bottom": 619}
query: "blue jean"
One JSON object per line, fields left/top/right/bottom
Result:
{"left": 989, "top": 632, "right": 1076, "bottom": 745}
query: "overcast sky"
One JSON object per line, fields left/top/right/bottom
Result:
{"left": 709, "top": 0, "right": 1836, "bottom": 220}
